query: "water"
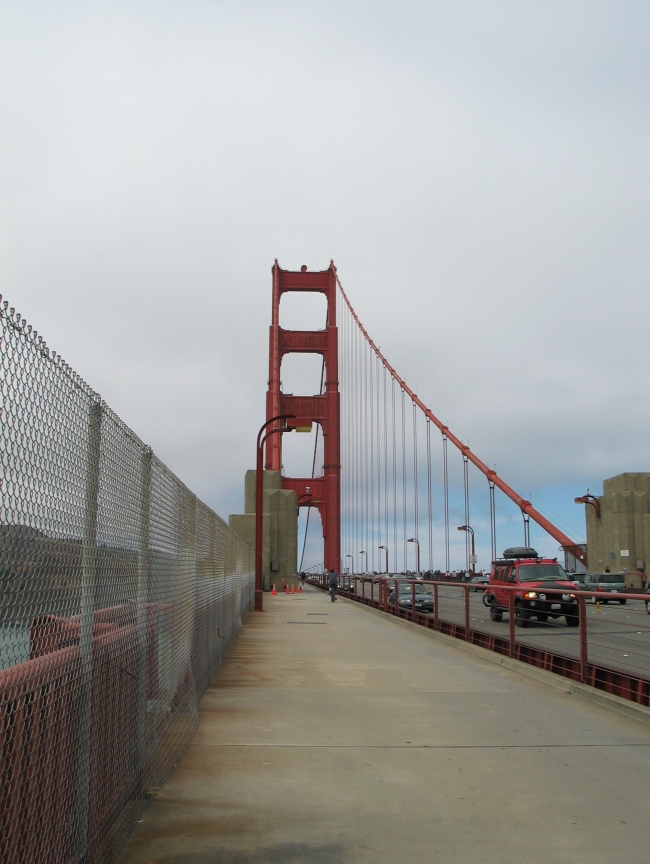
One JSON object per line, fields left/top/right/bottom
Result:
{"left": 0, "top": 625, "right": 30, "bottom": 670}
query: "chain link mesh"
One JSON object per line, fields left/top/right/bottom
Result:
{"left": 0, "top": 298, "right": 254, "bottom": 863}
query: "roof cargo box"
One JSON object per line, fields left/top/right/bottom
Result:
{"left": 503, "top": 547, "right": 538, "bottom": 560}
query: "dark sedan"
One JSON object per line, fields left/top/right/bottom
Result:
{"left": 388, "top": 583, "right": 434, "bottom": 613}
{"left": 469, "top": 575, "right": 489, "bottom": 592}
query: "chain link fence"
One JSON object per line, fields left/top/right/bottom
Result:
{"left": 0, "top": 298, "right": 254, "bottom": 863}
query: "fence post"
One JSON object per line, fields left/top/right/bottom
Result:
{"left": 412, "top": 581, "right": 416, "bottom": 622}
{"left": 72, "top": 398, "right": 102, "bottom": 861}
{"left": 434, "top": 583, "right": 439, "bottom": 630}
{"left": 136, "top": 445, "right": 152, "bottom": 791}
{"left": 464, "top": 586, "right": 470, "bottom": 641}
{"left": 579, "top": 595, "right": 588, "bottom": 684}
{"left": 508, "top": 591, "right": 515, "bottom": 658}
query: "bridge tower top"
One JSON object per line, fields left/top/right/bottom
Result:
{"left": 266, "top": 260, "right": 340, "bottom": 573}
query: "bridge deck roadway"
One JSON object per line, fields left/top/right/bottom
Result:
{"left": 117, "top": 586, "right": 650, "bottom": 864}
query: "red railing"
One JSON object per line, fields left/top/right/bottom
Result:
{"left": 0, "top": 603, "right": 170, "bottom": 864}
{"left": 311, "top": 575, "right": 650, "bottom": 708}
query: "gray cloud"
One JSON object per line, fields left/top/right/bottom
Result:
{"left": 1, "top": 1, "right": 648, "bottom": 562}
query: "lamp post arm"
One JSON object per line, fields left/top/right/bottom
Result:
{"left": 255, "top": 415, "right": 295, "bottom": 611}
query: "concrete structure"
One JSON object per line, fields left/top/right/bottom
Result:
{"left": 581, "top": 472, "right": 650, "bottom": 588}
{"left": 229, "top": 469, "right": 298, "bottom": 588}
{"left": 117, "top": 586, "right": 650, "bottom": 864}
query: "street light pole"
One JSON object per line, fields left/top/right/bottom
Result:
{"left": 255, "top": 414, "right": 295, "bottom": 611}
{"left": 407, "top": 538, "right": 420, "bottom": 573}
{"left": 360, "top": 550, "right": 368, "bottom": 573}
{"left": 378, "top": 545, "right": 388, "bottom": 574}
{"left": 457, "top": 525, "right": 475, "bottom": 572}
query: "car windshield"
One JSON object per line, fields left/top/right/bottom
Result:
{"left": 398, "top": 583, "right": 429, "bottom": 594}
{"left": 518, "top": 564, "right": 569, "bottom": 583}
{"left": 594, "top": 574, "right": 625, "bottom": 584}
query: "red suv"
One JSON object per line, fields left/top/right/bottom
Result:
{"left": 484, "top": 547, "right": 579, "bottom": 628}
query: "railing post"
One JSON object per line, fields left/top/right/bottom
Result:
{"left": 464, "top": 585, "right": 470, "bottom": 641}
{"left": 508, "top": 590, "right": 515, "bottom": 658}
{"left": 579, "top": 595, "right": 588, "bottom": 684}
{"left": 72, "top": 398, "right": 102, "bottom": 860}
{"left": 434, "top": 583, "right": 439, "bottom": 629}
{"left": 412, "top": 581, "right": 416, "bottom": 622}
{"left": 394, "top": 579, "right": 399, "bottom": 616}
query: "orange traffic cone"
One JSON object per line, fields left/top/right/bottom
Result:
{"left": 297, "top": 584, "right": 302, "bottom": 593}
{"left": 271, "top": 584, "right": 276, "bottom": 595}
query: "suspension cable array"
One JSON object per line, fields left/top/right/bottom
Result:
{"left": 336, "top": 277, "right": 584, "bottom": 576}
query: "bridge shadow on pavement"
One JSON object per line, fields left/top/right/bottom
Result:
{"left": 117, "top": 585, "right": 650, "bottom": 864}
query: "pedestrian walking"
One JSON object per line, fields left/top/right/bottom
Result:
{"left": 327, "top": 568, "right": 338, "bottom": 603}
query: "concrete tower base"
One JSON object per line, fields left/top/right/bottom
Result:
{"left": 229, "top": 470, "right": 298, "bottom": 589}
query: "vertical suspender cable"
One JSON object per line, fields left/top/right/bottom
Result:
{"left": 463, "top": 454, "right": 470, "bottom": 571}
{"left": 345, "top": 298, "right": 350, "bottom": 568}
{"left": 401, "top": 387, "right": 407, "bottom": 571}
{"left": 369, "top": 342, "right": 375, "bottom": 572}
{"left": 373, "top": 357, "right": 383, "bottom": 556}
{"left": 426, "top": 417, "right": 432, "bottom": 571}
{"left": 359, "top": 326, "right": 368, "bottom": 572}
{"left": 443, "top": 433, "right": 450, "bottom": 574}
{"left": 489, "top": 480, "right": 497, "bottom": 564}
{"left": 365, "top": 340, "right": 370, "bottom": 568}
{"left": 391, "top": 376, "right": 397, "bottom": 572}
{"left": 412, "top": 400, "right": 419, "bottom": 558}
{"left": 337, "top": 292, "right": 350, "bottom": 572}
{"left": 355, "top": 322, "right": 360, "bottom": 572}
{"left": 384, "top": 365, "right": 389, "bottom": 568}
{"left": 352, "top": 315, "right": 357, "bottom": 572}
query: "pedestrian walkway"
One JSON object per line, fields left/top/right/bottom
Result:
{"left": 117, "top": 585, "right": 650, "bottom": 864}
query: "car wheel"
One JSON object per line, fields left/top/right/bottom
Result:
{"left": 514, "top": 605, "right": 530, "bottom": 628}
{"left": 619, "top": 599, "right": 627, "bottom": 605}
{"left": 490, "top": 604, "right": 503, "bottom": 622}
{"left": 566, "top": 613, "right": 579, "bottom": 627}
{"left": 536, "top": 612, "right": 548, "bottom": 623}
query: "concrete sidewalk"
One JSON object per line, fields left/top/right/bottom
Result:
{"left": 117, "top": 586, "right": 650, "bottom": 864}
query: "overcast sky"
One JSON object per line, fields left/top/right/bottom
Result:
{"left": 1, "top": 1, "right": 648, "bottom": 565}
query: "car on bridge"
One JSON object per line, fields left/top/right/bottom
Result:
{"left": 387, "top": 581, "right": 434, "bottom": 613}
{"left": 468, "top": 575, "right": 489, "bottom": 592}
{"left": 577, "top": 572, "right": 627, "bottom": 604}
{"left": 484, "top": 547, "right": 578, "bottom": 628}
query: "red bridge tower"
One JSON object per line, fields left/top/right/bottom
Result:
{"left": 266, "top": 261, "right": 341, "bottom": 574}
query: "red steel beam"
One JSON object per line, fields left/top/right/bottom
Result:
{"left": 336, "top": 276, "right": 582, "bottom": 560}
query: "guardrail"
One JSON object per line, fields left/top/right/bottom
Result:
{"left": 310, "top": 575, "right": 650, "bottom": 708}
